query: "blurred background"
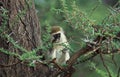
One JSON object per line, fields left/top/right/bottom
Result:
{"left": 34, "top": 0, "right": 120, "bottom": 77}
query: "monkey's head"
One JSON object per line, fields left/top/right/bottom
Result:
{"left": 51, "top": 26, "right": 67, "bottom": 44}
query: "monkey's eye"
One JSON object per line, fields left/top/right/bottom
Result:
{"left": 52, "top": 33, "right": 61, "bottom": 43}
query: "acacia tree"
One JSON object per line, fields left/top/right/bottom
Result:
{"left": 0, "top": 0, "right": 120, "bottom": 77}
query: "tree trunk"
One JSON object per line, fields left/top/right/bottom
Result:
{"left": 0, "top": 0, "right": 50, "bottom": 77}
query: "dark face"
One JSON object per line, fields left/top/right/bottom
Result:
{"left": 52, "top": 33, "right": 61, "bottom": 43}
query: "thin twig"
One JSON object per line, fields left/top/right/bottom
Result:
{"left": 0, "top": 59, "right": 22, "bottom": 68}
{"left": 100, "top": 53, "right": 112, "bottom": 77}
{"left": 117, "top": 67, "right": 120, "bottom": 77}
{"left": 111, "top": 54, "right": 117, "bottom": 67}
{"left": 110, "top": 37, "right": 117, "bottom": 67}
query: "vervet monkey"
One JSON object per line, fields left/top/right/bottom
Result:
{"left": 51, "top": 26, "right": 70, "bottom": 65}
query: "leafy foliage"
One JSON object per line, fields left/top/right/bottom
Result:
{"left": 0, "top": 0, "right": 120, "bottom": 77}
{"left": 34, "top": 0, "right": 120, "bottom": 77}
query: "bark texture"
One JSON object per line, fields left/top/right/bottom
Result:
{"left": 0, "top": 0, "right": 50, "bottom": 77}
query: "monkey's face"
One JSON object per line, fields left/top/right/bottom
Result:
{"left": 52, "top": 33, "right": 61, "bottom": 43}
